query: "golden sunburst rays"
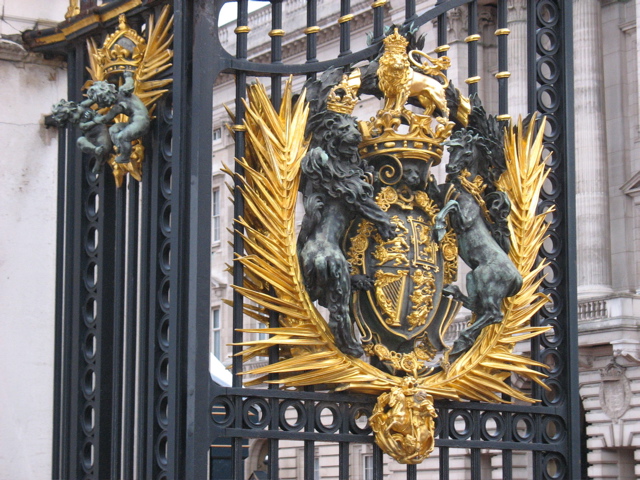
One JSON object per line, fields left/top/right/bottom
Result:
{"left": 423, "top": 114, "right": 554, "bottom": 403}
{"left": 231, "top": 79, "right": 552, "bottom": 403}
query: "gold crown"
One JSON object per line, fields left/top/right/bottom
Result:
{"left": 326, "top": 68, "right": 361, "bottom": 114}
{"left": 93, "top": 15, "right": 146, "bottom": 79}
{"left": 358, "top": 30, "right": 454, "bottom": 164}
{"left": 383, "top": 28, "right": 409, "bottom": 56}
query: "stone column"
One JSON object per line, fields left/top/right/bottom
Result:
{"left": 574, "top": 0, "right": 613, "bottom": 297}
{"left": 507, "top": 0, "right": 528, "bottom": 118}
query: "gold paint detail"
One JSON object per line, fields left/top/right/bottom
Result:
{"left": 374, "top": 270, "right": 408, "bottom": 327}
{"left": 360, "top": 29, "right": 455, "bottom": 164}
{"left": 269, "top": 29, "right": 285, "bottom": 37}
{"left": 497, "top": 114, "right": 512, "bottom": 121}
{"left": 304, "top": 26, "right": 320, "bottom": 34}
{"left": 495, "top": 71, "right": 511, "bottom": 79}
{"left": 338, "top": 14, "right": 354, "bottom": 24}
{"left": 373, "top": 216, "right": 410, "bottom": 267}
{"left": 464, "top": 34, "right": 481, "bottom": 43}
{"left": 347, "top": 220, "right": 375, "bottom": 274}
{"left": 434, "top": 44, "right": 450, "bottom": 53}
{"left": 465, "top": 76, "right": 481, "bottom": 84}
{"left": 407, "top": 269, "right": 436, "bottom": 331}
{"left": 495, "top": 28, "right": 511, "bottom": 35}
{"left": 458, "top": 170, "right": 492, "bottom": 224}
{"left": 86, "top": 6, "right": 173, "bottom": 186}
{"left": 372, "top": 0, "right": 388, "bottom": 7}
{"left": 235, "top": 26, "right": 251, "bottom": 34}
{"left": 440, "top": 230, "right": 458, "bottom": 284}
{"left": 231, "top": 124, "right": 247, "bottom": 132}
{"left": 65, "top": 0, "right": 80, "bottom": 19}
{"left": 326, "top": 69, "right": 360, "bottom": 114}
{"left": 370, "top": 378, "right": 437, "bottom": 464}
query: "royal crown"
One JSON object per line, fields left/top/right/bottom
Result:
{"left": 326, "top": 68, "right": 361, "bottom": 115}
{"left": 358, "top": 30, "right": 456, "bottom": 165}
{"left": 90, "top": 14, "right": 146, "bottom": 79}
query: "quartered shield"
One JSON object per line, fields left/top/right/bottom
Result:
{"left": 346, "top": 157, "right": 461, "bottom": 371}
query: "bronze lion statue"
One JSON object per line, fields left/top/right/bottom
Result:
{"left": 298, "top": 110, "right": 395, "bottom": 357}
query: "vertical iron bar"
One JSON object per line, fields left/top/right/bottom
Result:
{"left": 407, "top": 464, "right": 417, "bottom": 480}
{"left": 304, "top": 386, "right": 315, "bottom": 480}
{"left": 338, "top": 403, "right": 349, "bottom": 480}
{"left": 339, "top": 0, "right": 351, "bottom": 57}
{"left": 405, "top": 0, "right": 416, "bottom": 22}
{"left": 372, "top": 0, "right": 385, "bottom": 41}
{"left": 122, "top": 178, "right": 139, "bottom": 478}
{"left": 373, "top": 443, "right": 384, "bottom": 479}
{"left": 111, "top": 183, "right": 127, "bottom": 478}
{"left": 497, "top": 0, "right": 508, "bottom": 116}
{"left": 467, "top": 1, "right": 479, "bottom": 96}
{"left": 52, "top": 101, "right": 67, "bottom": 480}
{"left": 306, "top": 0, "right": 318, "bottom": 67}
{"left": 232, "top": 1, "right": 250, "bottom": 478}
{"left": 527, "top": 0, "right": 537, "bottom": 114}
{"left": 271, "top": 0, "right": 283, "bottom": 110}
{"left": 439, "top": 407, "right": 449, "bottom": 480}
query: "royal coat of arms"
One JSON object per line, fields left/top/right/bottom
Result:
{"left": 231, "top": 28, "right": 553, "bottom": 463}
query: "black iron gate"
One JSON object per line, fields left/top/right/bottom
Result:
{"left": 27, "top": 0, "right": 580, "bottom": 478}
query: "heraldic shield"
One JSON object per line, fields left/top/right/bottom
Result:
{"left": 346, "top": 155, "right": 461, "bottom": 372}
{"left": 230, "top": 26, "right": 554, "bottom": 465}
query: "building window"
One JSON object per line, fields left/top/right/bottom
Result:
{"left": 363, "top": 454, "right": 373, "bottom": 480}
{"left": 211, "top": 307, "right": 221, "bottom": 359}
{"left": 212, "top": 188, "right": 220, "bottom": 243}
{"left": 213, "top": 126, "right": 223, "bottom": 142}
{"left": 314, "top": 456, "right": 320, "bottom": 480}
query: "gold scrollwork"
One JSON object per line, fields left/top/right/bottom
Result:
{"left": 407, "top": 269, "right": 436, "bottom": 331}
{"left": 441, "top": 230, "right": 458, "bottom": 284}
{"left": 347, "top": 220, "right": 375, "bottom": 274}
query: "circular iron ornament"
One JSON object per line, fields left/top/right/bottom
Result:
{"left": 159, "top": 239, "right": 171, "bottom": 274}
{"left": 314, "top": 402, "right": 341, "bottom": 434}
{"left": 536, "top": 0, "right": 559, "bottom": 26}
{"left": 162, "top": 94, "right": 173, "bottom": 122}
{"left": 157, "top": 315, "right": 170, "bottom": 351}
{"left": 156, "top": 353, "right": 169, "bottom": 388}
{"left": 82, "top": 367, "right": 96, "bottom": 398}
{"left": 83, "top": 332, "right": 97, "bottom": 361}
{"left": 85, "top": 226, "right": 99, "bottom": 254}
{"left": 84, "top": 260, "right": 98, "bottom": 290}
{"left": 536, "top": 28, "right": 559, "bottom": 55}
{"left": 536, "top": 58, "right": 560, "bottom": 84}
{"left": 155, "top": 433, "right": 168, "bottom": 467}
{"left": 159, "top": 203, "right": 172, "bottom": 235}
{"left": 542, "top": 262, "right": 563, "bottom": 289}
{"left": 543, "top": 453, "right": 567, "bottom": 480}
{"left": 279, "top": 399, "right": 306, "bottom": 432}
{"left": 158, "top": 277, "right": 170, "bottom": 312}
{"left": 540, "top": 232, "right": 563, "bottom": 259}
{"left": 512, "top": 414, "right": 534, "bottom": 442}
{"left": 85, "top": 191, "right": 100, "bottom": 220}
{"left": 210, "top": 396, "right": 235, "bottom": 428}
{"left": 541, "top": 115, "right": 561, "bottom": 142}
{"left": 541, "top": 173, "right": 561, "bottom": 201}
{"left": 162, "top": 128, "right": 173, "bottom": 161}
{"left": 541, "top": 291, "right": 562, "bottom": 316}
{"left": 156, "top": 392, "right": 169, "bottom": 428}
{"left": 349, "top": 405, "right": 373, "bottom": 435}
{"left": 82, "top": 403, "right": 96, "bottom": 435}
{"left": 541, "top": 348, "right": 563, "bottom": 376}
{"left": 161, "top": 164, "right": 172, "bottom": 196}
{"left": 82, "top": 441, "right": 95, "bottom": 473}
{"left": 542, "top": 379, "right": 563, "bottom": 406}
{"left": 480, "top": 412, "right": 505, "bottom": 441}
{"left": 540, "top": 319, "right": 564, "bottom": 348}
{"left": 243, "top": 397, "right": 271, "bottom": 429}
{"left": 542, "top": 416, "right": 566, "bottom": 443}
{"left": 449, "top": 410, "right": 473, "bottom": 440}
{"left": 537, "top": 85, "right": 559, "bottom": 113}
{"left": 84, "top": 296, "right": 97, "bottom": 325}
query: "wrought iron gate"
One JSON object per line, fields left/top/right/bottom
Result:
{"left": 27, "top": 0, "right": 580, "bottom": 478}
